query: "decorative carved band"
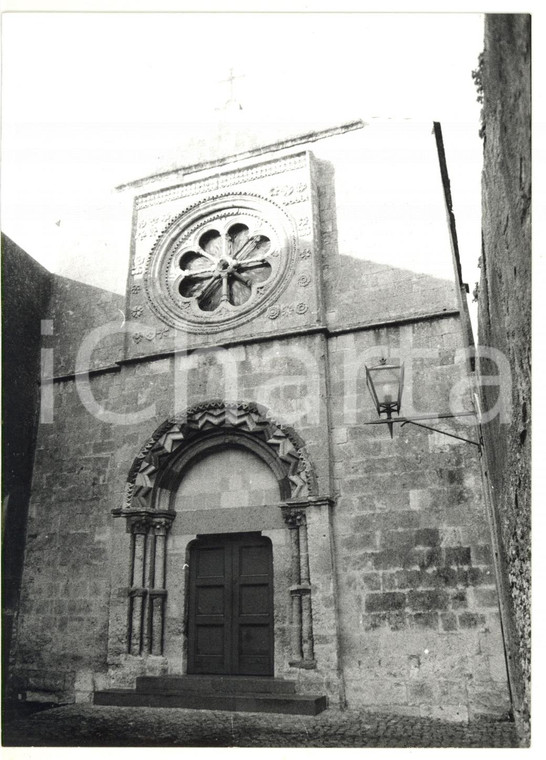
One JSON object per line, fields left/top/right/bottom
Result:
{"left": 135, "top": 153, "right": 307, "bottom": 211}
{"left": 120, "top": 401, "right": 317, "bottom": 513}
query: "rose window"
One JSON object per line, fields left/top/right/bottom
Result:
{"left": 177, "top": 224, "right": 273, "bottom": 312}
{"left": 143, "top": 195, "right": 297, "bottom": 334}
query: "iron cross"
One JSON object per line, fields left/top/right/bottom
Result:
{"left": 219, "top": 67, "right": 245, "bottom": 110}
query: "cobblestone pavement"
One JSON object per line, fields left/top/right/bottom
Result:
{"left": 2, "top": 704, "right": 519, "bottom": 748}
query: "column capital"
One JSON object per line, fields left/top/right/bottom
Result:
{"left": 152, "top": 516, "right": 174, "bottom": 535}
{"left": 281, "top": 506, "right": 307, "bottom": 529}
{"left": 112, "top": 508, "right": 176, "bottom": 534}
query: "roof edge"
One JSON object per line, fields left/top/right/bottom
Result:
{"left": 115, "top": 119, "right": 366, "bottom": 193}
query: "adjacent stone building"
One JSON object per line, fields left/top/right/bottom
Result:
{"left": 4, "top": 117, "right": 512, "bottom": 723}
{"left": 477, "top": 13, "right": 531, "bottom": 744}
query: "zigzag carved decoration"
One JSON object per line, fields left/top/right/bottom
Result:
{"left": 123, "top": 401, "right": 318, "bottom": 510}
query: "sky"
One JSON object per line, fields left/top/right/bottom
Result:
{"left": 1, "top": 10, "right": 485, "bottom": 311}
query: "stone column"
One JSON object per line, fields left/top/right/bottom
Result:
{"left": 287, "top": 515, "right": 303, "bottom": 660}
{"left": 282, "top": 506, "right": 316, "bottom": 669}
{"left": 122, "top": 510, "right": 175, "bottom": 657}
{"left": 128, "top": 518, "right": 149, "bottom": 656}
{"left": 299, "top": 519, "right": 315, "bottom": 663}
{"left": 149, "top": 518, "right": 170, "bottom": 656}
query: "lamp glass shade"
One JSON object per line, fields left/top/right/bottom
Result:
{"left": 366, "top": 363, "right": 404, "bottom": 415}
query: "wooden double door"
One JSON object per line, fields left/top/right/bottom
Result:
{"left": 187, "top": 533, "right": 274, "bottom": 676}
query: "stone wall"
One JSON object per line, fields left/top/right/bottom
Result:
{"left": 9, "top": 119, "right": 512, "bottom": 721}
{"left": 329, "top": 318, "right": 508, "bottom": 721}
{"left": 49, "top": 276, "right": 125, "bottom": 377}
{"left": 11, "top": 320, "right": 510, "bottom": 718}
{"left": 1, "top": 234, "right": 52, "bottom": 697}
{"left": 477, "top": 13, "right": 531, "bottom": 743}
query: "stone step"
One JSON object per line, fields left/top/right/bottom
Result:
{"left": 135, "top": 675, "right": 297, "bottom": 695}
{"left": 93, "top": 689, "right": 327, "bottom": 715}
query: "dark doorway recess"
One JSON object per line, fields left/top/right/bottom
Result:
{"left": 188, "top": 533, "right": 273, "bottom": 676}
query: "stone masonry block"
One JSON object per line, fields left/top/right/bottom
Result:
{"left": 458, "top": 612, "right": 487, "bottom": 629}
{"left": 393, "top": 569, "right": 424, "bottom": 589}
{"left": 435, "top": 566, "right": 459, "bottom": 587}
{"left": 438, "top": 679, "right": 468, "bottom": 703}
{"left": 468, "top": 681, "right": 512, "bottom": 718}
{"left": 444, "top": 546, "right": 472, "bottom": 566}
{"left": 414, "top": 528, "right": 441, "bottom": 547}
{"left": 420, "top": 704, "right": 469, "bottom": 722}
{"left": 363, "top": 613, "right": 389, "bottom": 631}
{"left": 451, "top": 590, "right": 468, "bottom": 609}
{"left": 409, "top": 489, "right": 435, "bottom": 510}
{"left": 383, "top": 530, "right": 416, "bottom": 552}
{"left": 467, "top": 567, "right": 495, "bottom": 586}
{"left": 440, "top": 612, "right": 458, "bottom": 631}
{"left": 340, "top": 533, "right": 378, "bottom": 551}
{"left": 349, "top": 552, "right": 376, "bottom": 572}
{"left": 345, "top": 677, "right": 407, "bottom": 706}
{"left": 408, "top": 612, "right": 439, "bottom": 630}
{"left": 416, "top": 547, "right": 443, "bottom": 569}
{"left": 471, "top": 588, "right": 500, "bottom": 608}
{"left": 381, "top": 573, "right": 397, "bottom": 591}
{"left": 332, "top": 427, "right": 348, "bottom": 444}
{"left": 373, "top": 549, "right": 411, "bottom": 570}
{"left": 408, "top": 589, "right": 449, "bottom": 612}
{"left": 365, "top": 592, "right": 406, "bottom": 613}
{"left": 439, "top": 527, "right": 463, "bottom": 546}
{"left": 472, "top": 544, "right": 493, "bottom": 564}
{"left": 407, "top": 681, "right": 436, "bottom": 704}
{"left": 386, "top": 611, "right": 407, "bottom": 631}
{"left": 362, "top": 572, "right": 381, "bottom": 592}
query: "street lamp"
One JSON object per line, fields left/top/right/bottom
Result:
{"left": 365, "top": 359, "right": 404, "bottom": 438}
{"left": 364, "top": 358, "right": 481, "bottom": 447}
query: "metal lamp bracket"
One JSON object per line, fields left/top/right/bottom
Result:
{"left": 365, "top": 411, "right": 482, "bottom": 448}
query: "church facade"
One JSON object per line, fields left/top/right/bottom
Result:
{"left": 7, "top": 119, "right": 512, "bottom": 721}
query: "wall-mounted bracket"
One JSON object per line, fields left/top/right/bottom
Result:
{"left": 364, "top": 411, "right": 482, "bottom": 448}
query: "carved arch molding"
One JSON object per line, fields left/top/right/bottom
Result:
{"left": 112, "top": 401, "right": 320, "bottom": 664}
{"left": 122, "top": 400, "right": 317, "bottom": 512}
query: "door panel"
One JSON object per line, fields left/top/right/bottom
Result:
{"left": 188, "top": 534, "right": 273, "bottom": 676}
{"left": 188, "top": 542, "right": 230, "bottom": 674}
{"left": 233, "top": 540, "right": 273, "bottom": 675}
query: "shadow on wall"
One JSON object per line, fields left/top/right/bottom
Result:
{"left": 326, "top": 253, "right": 459, "bottom": 328}
{"left": 2, "top": 234, "right": 52, "bottom": 700}
{"left": 49, "top": 275, "right": 126, "bottom": 377}
{"left": 315, "top": 157, "right": 459, "bottom": 329}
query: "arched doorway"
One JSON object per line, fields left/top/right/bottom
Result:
{"left": 175, "top": 446, "right": 278, "bottom": 676}
{"left": 107, "top": 402, "right": 340, "bottom": 701}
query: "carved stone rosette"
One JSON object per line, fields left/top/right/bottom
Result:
{"left": 122, "top": 511, "right": 175, "bottom": 657}
{"left": 281, "top": 505, "right": 316, "bottom": 669}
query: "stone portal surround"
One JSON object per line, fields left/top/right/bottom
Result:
{"left": 106, "top": 496, "right": 339, "bottom": 699}
{"left": 105, "top": 402, "right": 340, "bottom": 698}
{"left": 115, "top": 502, "right": 319, "bottom": 668}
